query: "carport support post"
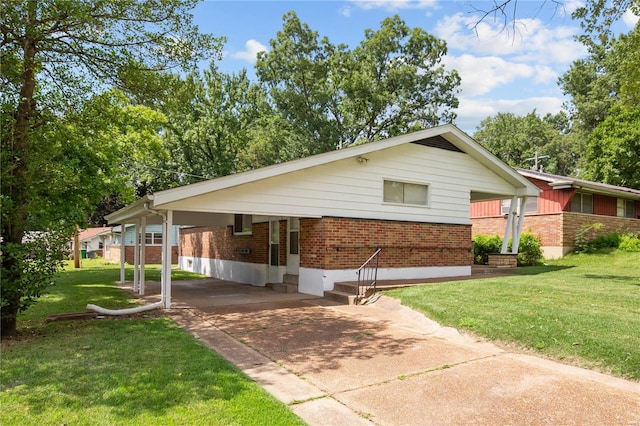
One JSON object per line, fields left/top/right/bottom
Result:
{"left": 140, "top": 216, "right": 146, "bottom": 295}
{"left": 120, "top": 224, "right": 126, "bottom": 284}
{"left": 511, "top": 196, "right": 528, "bottom": 254}
{"left": 133, "top": 220, "right": 140, "bottom": 292}
{"left": 161, "top": 210, "right": 173, "bottom": 309}
{"left": 501, "top": 196, "right": 517, "bottom": 254}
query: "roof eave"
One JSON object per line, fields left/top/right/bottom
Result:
{"left": 105, "top": 195, "right": 154, "bottom": 224}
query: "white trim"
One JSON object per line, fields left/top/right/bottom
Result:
{"left": 179, "top": 256, "right": 268, "bottom": 287}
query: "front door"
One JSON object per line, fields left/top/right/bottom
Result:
{"left": 287, "top": 217, "right": 300, "bottom": 275}
{"left": 268, "top": 220, "right": 281, "bottom": 283}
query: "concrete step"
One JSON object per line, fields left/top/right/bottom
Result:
{"left": 323, "top": 290, "right": 357, "bottom": 305}
{"left": 283, "top": 274, "right": 299, "bottom": 285}
{"left": 334, "top": 282, "right": 358, "bottom": 293}
{"left": 269, "top": 282, "right": 299, "bottom": 294}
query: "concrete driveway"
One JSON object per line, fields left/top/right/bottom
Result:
{"left": 136, "top": 278, "right": 640, "bottom": 425}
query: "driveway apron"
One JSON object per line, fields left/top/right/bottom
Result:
{"left": 138, "top": 279, "right": 640, "bottom": 425}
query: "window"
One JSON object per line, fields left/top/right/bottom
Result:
{"left": 144, "top": 232, "right": 163, "bottom": 245}
{"left": 234, "top": 214, "right": 252, "bottom": 234}
{"left": 501, "top": 197, "right": 538, "bottom": 215}
{"left": 571, "top": 192, "right": 593, "bottom": 214}
{"left": 289, "top": 218, "right": 299, "bottom": 255}
{"left": 383, "top": 180, "right": 428, "bottom": 205}
{"left": 617, "top": 198, "right": 635, "bottom": 218}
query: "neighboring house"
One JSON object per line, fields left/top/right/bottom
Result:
{"left": 106, "top": 125, "right": 539, "bottom": 307}
{"left": 102, "top": 224, "right": 179, "bottom": 264}
{"left": 471, "top": 168, "right": 640, "bottom": 258}
{"left": 73, "top": 227, "right": 107, "bottom": 258}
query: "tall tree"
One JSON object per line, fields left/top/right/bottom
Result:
{"left": 256, "top": 12, "right": 460, "bottom": 153}
{"left": 473, "top": 111, "right": 578, "bottom": 175}
{"left": 0, "top": 0, "right": 220, "bottom": 337}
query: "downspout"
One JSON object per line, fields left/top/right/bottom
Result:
{"left": 86, "top": 301, "right": 163, "bottom": 315}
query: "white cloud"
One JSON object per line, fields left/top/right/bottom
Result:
{"left": 230, "top": 39, "right": 267, "bottom": 63}
{"left": 454, "top": 96, "right": 565, "bottom": 133}
{"left": 434, "top": 13, "right": 586, "bottom": 65}
{"left": 349, "top": 0, "right": 437, "bottom": 12}
{"left": 339, "top": 5, "right": 352, "bottom": 17}
{"left": 623, "top": 8, "right": 640, "bottom": 27}
{"left": 443, "top": 54, "right": 536, "bottom": 96}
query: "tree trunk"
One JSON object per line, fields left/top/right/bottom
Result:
{"left": 0, "top": 2, "right": 37, "bottom": 339}
{"left": 0, "top": 306, "right": 18, "bottom": 338}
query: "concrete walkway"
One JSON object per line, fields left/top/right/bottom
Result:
{"left": 136, "top": 279, "right": 640, "bottom": 425}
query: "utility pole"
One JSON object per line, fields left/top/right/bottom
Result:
{"left": 525, "top": 151, "right": 550, "bottom": 172}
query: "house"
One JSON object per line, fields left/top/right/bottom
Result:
{"left": 72, "top": 227, "right": 107, "bottom": 258}
{"left": 106, "top": 125, "right": 540, "bottom": 308}
{"left": 102, "top": 224, "right": 179, "bottom": 265}
{"left": 471, "top": 168, "right": 640, "bottom": 258}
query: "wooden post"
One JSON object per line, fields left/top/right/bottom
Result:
{"left": 74, "top": 227, "right": 81, "bottom": 269}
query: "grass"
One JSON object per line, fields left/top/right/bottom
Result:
{"left": 1, "top": 260, "right": 306, "bottom": 426}
{"left": 386, "top": 250, "right": 640, "bottom": 381}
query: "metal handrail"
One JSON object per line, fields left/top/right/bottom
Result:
{"left": 355, "top": 248, "right": 381, "bottom": 304}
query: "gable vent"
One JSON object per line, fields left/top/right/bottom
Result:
{"left": 411, "top": 135, "right": 464, "bottom": 153}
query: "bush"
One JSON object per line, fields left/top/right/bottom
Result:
{"left": 589, "top": 232, "right": 622, "bottom": 249}
{"left": 473, "top": 232, "right": 543, "bottom": 266}
{"left": 511, "top": 232, "right": 542, "bottom": 266}
{"left": 473, "top": 234, "right": 502, "bottom": 265}
{"left": 619, "top": 232, "right": 640, "bottom": 252}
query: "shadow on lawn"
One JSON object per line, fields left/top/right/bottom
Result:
{"left": 583, "top": 274, "right": 640, "bottom": 284}
{"left": 513, "top": 265, "right": 574, "bottom": 276}
{"left": 2, "top": 319, "right": 256, "bottom": 420}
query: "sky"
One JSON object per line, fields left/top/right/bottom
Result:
{"left": 192, "top": 0, "right": 639, "bottom": 133}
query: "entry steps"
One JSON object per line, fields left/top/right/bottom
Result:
{"left": 266, "top": 274, "right": 299, "bottom": 294}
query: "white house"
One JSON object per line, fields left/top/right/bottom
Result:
{"left": 106, "top": 125, "right": 540, "bottom": 307}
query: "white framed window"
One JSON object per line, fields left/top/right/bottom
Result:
{"left": 617, "top": 198, "right": 635, "bottom": 218}
{"left": 383, "top": 180, "right": 428, "bottom": 206}
{"left": 571, "top": 192, "right": 593, "bottom": 214}
{"left": 501, "top": 197, "right": 538, "bottom": 215}
{"left": 234, "top": 214, "right": 253, "bottom": 235}
{"left": 143, "top": 232, "right": 163, "bottom": 245}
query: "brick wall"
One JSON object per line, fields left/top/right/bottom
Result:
{"left": 473, "top": 212, "right": 640, "bottom": 252}
{"left": 180, "top": 223, "right": 270, "bottom": 265}
{"left": 301, "top": 217, "right": 472, "bottom": 270}
{"left": 562, "top": 212, "right": 640, "bottom": 246}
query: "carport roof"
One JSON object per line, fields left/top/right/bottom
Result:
{"left": 106, "top": 124, "right": 540, "bottom": 224}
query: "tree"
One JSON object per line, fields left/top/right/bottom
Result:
{"left": 473, "top": 111, "right": 578, "bottom": 174}
{"left": 0, "top": 0, "right": 220, "bottom": 337}
{"left": 256, "top": 12, "right": 460, "bottom": 153}
{"left": 582, "top": 103, "right": 640, "bottom": 188}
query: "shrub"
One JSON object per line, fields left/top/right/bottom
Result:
{"left": 619, "top": 232, "right": 640, "bottom": 252}
{"left": 473, "top": 232, "right": 543, "bottom": 266}
{"left": 589, "top": 232, "right": 622, "bottom": 249}
{"left": 473, "top": 234, "right": 502, "bottom": 265}
{"left": 574, "top": 223, "right": 604, "bottom": 253}
{"left": 511, "top": 232, "right": 543, "bottom": 266}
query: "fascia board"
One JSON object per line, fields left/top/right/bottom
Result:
{"left": 105, "top": 195, "right": 152, "bottom": 224}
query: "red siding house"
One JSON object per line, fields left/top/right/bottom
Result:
{"left": 471, "top": 169, "right": 640, "bottom": 258}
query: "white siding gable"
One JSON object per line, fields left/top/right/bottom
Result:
{"left": 159, "top": 143, "right": 516, "bottom": 225}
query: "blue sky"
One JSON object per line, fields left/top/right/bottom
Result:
{"left": 192, "top": 0, "right": 639, "bottom": 133}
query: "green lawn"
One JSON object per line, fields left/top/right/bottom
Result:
{"left": 386, "top": 250, "right": 640, "bottom": 381}
{"left": 1, "top": 260, "right": 306, "bottom": 426}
